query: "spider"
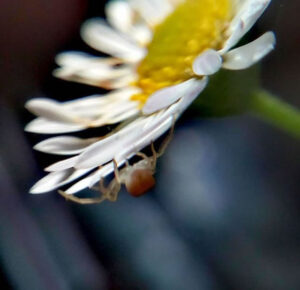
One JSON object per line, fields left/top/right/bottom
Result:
{"left": 58, "top": 122, "right": 174, "bottom": 204}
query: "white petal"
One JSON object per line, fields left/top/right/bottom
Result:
{"left": 29, "top": 168, "right": 90, "bottom": 194}
{"left": 34, "top": 136, "right": 99, "bottom": 155}
{"left": 115, "top": 84, "right": 205, "bottom": 162}
{"left": 142, "top": 78, "right": 208, "bottom": 115}
{"left": 63, "top": 89, "right": 140, "bottom": 125}
{"left": 60, "top": 95, "right": 108, "bottom": 115}
{"left": 64, "top": 175, "right": 96, "bottom": 195}
{"left": 26, "top": 89, "right": 140, "bottom": 134}
{"left": 118, "top": 82, "right": 206, "bottom": 160}
{"left": 89, "top": 102, "right": 139, "bottom": 127}
{"left": 65, "top": 162, "right": 115, "bottom": 194}
{"left": 220, "top": 0, "right": 272, "bottom": 53}
{"left": 54, "top": 68, "right": 135, "bottom": 90}
{"left": 55, "top": 51, "right": 109, "bottom": 67}
{"left": 25, "top": 91, "right": 140, "bottom": 134}
{"left": 64, "top": 175, "right": 97, "bottom": 194}
{"left": 222, "top": 31, "right": 276, "bottom": 70}
{"left": 54, "top": 51, "right": 136, "bottom": 88}
{"left": 88, "top": 162, "right": 115, "bottom": 188}
{"left": 115, "top": 117, "right": 173, "bottom": 162}
{"left": 129, "top": 24, "right": 153, "bottom": 46}
{"left": 106, "top": 1, "right": 134, "bottom": 33}
{"left": 167, "top": 0, "right": 184, "bottom": 5}
{"left": 99, "top": 99, "right": 137, "bottom": 119}
{"left": 105, "top": 1, "right": 153, "bottom": 45}
{"left": 106, "top": 106, "right": 139, "bottom": 123}
{"left": 54, "top": 59, "right": 114, "bottom": 80}
{"left": 25, "top": 118, "right": 86, "bottom": 134}
{"left": 25, "top": 98, "right": 79, "bottom": 123}
{"left": 128, "top": 0, "right": 173, "bottom": 26}
{"left": 61, "top": 93, "right": 121, "bottom": 117}
{"left": 80, "top": 19, "right": 146, "bottom": 62}
{"left": 192, "top": 49, "right": 222, "bottom": 76}
{"left": 76, "top": 77, "right": 207, "bottom": 169}
{"left": 45, "top": 156, "right": 79, "bottom": 172}
{"left": 75, "top": 117, "right": 147, "bottom": 169}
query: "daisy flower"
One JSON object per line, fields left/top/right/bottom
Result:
{"left": 25, "top": 0, "right": 275, "bottom": 202}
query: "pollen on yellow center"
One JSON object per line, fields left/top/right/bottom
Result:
{"left": 131, "top": 0, "right": 233, "bottom": 106}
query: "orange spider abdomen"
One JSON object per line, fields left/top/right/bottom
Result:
{"left": 125, "top": 169, "right": 156, "bottom": 197}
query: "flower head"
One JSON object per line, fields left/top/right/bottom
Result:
{"left": 25, "top": 0, "right": 275, "bottom": 202}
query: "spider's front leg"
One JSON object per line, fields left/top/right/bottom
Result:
{"left": 58, "top": 190, "right": 107, "bottom": 205}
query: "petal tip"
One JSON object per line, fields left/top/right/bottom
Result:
{"left": 192, "top": 49, "right": 222, "bottom": 76}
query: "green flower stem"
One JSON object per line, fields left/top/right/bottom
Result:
{"left": 250, "top": 90, "right": 300, "bottom": 138}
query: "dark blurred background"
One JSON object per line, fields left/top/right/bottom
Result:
{"left": 0, "top": 0, "right": 299, "bottom": 289}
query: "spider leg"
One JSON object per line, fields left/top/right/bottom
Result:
{"left": 58, "top": 190, "right": 106, "bottom": 205}
{"left": 157, "top": 116, "right": 176, "bottom": 157}
{"left": 58, "top": 160, "right": 124, "bottom": 204}
{"left": 134, "top": 119, "right": 174, "bottom": 169}
{"left": 135, "top": 151, "right": 155, "bottom": 171}
{"left": 95, "top": 160, "right": 122, "bottom": 202}
{"left": 107, "top": 181, "right": 121, "bottom": 202}
{"left": 98, "top": 177, "right": 107, "bottom": 194}
{"left": 99, "top": 177, "right": 121, "bottom": 202}
{"left": 113, "top": 159, "right": 121, "bottom": 183}
{"left": 150, "top": 142, "right": 158, "bottom": 168}
{"left": 135, "top": 151, "right": 150, "bottom": 161}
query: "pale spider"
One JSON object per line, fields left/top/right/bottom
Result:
{"left": 58, "top": 123, "right": 174, "bottom": 204}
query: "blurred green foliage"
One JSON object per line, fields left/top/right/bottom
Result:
{"left": 192, "top": 66, "right": 260, "bottom": 117}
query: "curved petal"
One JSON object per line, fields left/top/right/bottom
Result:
{"left": 25, "top": 118, "right": 86, "bottom": 134}
{"left": 80, "top": 19, "right": 146, "bottom": 62}
{"left": 220, "top": 0, "right": 272, "bottom": 54}
{"left": 65, "top": 162, "right": 116, "bottom": 194}
{"left": 105, "top": 0, "right": 153, "bottom": 45}
{"left": 106, "top": 1, "right": 134, "bottom": 33}
{"left": 128, "top": 24, "right": 153, "bottom": 46}
{"left": 45, "top": 156, "right": 79, "bottom": 172}
{"left": 75, "top": 117, "right": 148, "bottom": 169}
{"left": 222, "top": 31, "right": 276, "bottom": 70}
{"left": 34, "top": 136, "right": 99, "bottom": 155}
{"left": 115, "top": 117, "right": 173, "bottom": 164}
{"left": 29, "top": 168, "right": 91, "bottom": 194}
{"left": 54, "top": 51, "right": 136, "bottom": 89}
{"left": 76, "top": 77, "right": 207, "bottom": 169}
{"left": 26, "top": 89, "right": 141, "bottom": 134}
{"left": 25, "top": 98, "right": 79, "bottom": 123}
{"left": 63, "top": 89, "right": 140, "bottom": 126}
{"left": 192, "top": 49, "right": 222, "bottom": 76}
{"left": 128, "top": 0, "right": 173, "bottom": 26}
{"left": 88, "top": 101, "right": 139, "bottom": 127}
{"left": 142, "top": 78, "right": 208, "bottom": 115}
{"left": 55, "top": 51, "right": 115, "bottom": 67}
{"left": 118, "top": 79, "right": 208, "bottom": 162}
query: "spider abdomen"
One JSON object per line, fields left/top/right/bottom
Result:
{"left": 125, "top": 169, "right": 155, "bottom": 197}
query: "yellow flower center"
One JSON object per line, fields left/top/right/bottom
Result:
{"left": 131, "top": 0, "right": 233, "bottom": 106}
